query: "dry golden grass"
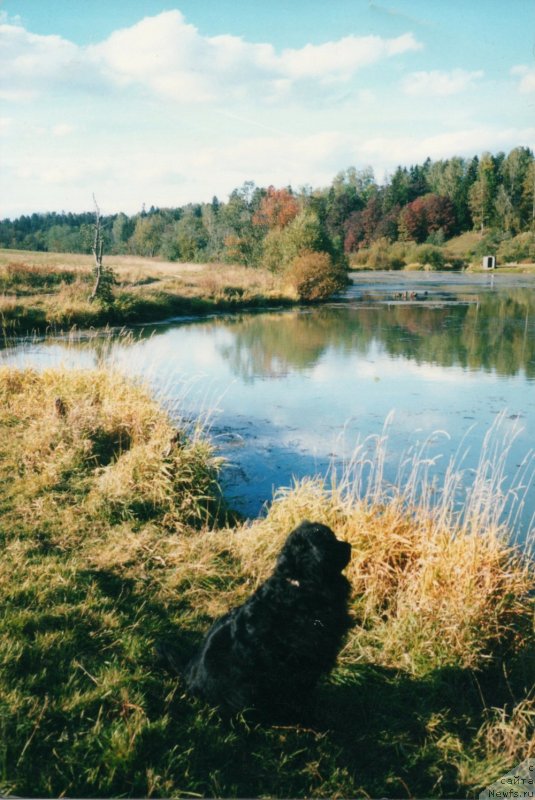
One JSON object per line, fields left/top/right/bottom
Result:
{"left": 0, "top": 364, "right": 533, "bottom": 797}
{"left": 0, "top": 367, "right": 223, "bottom": 534}
{"left": 0, "top": 248, "right": 198, "bottom": 277}
{"left": 0, "top": 249, "right": 295, "bottom": 335}
{"left": 232, "top": 478, "right": 533, "bottom": 675}
{"left": 0, "top": 248, "right": 282, "bottom": 294}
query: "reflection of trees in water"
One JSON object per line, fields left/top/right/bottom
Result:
{"left": 216, "top": 291, "right": 535, "bottom": 381}
{"left": 217, "top": 310, "right": 357, "bottom": 381}
{"left": 17, "top": 292, "right": 534, "bottom": 381}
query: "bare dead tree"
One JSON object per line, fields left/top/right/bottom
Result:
{"left": 89, "top": 195, "right": 114, "bottom": 303}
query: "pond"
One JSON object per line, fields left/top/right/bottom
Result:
{"left": 2, "top": 271, "right": 535, "bottom": 538}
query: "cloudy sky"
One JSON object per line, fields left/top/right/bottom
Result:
{"left": 1, "top": 0, "right": 534, "bottom": 217}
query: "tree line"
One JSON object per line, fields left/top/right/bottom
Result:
{"left": 1, "top": 147, "right": 533, "bottom": 266}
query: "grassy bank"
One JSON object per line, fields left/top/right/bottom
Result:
{"left": 0, "top": 367, "right": 533, "bottom": 798}
{"left": 0, "top": 250, "right": 298, "bottom": 336}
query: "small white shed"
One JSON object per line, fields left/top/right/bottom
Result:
{"left": 482, "top": 255, "right": 496, "bottom": 270}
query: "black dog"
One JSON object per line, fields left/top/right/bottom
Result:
{"left": 184, "top": 520, "right": 352, "bottom": 718}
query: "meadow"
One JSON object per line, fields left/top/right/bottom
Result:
{"left": 0, "top": 365, "right": 533, "bottom": 798}
{"left": 0, "top": 250, "right": 296, "bottom": 336}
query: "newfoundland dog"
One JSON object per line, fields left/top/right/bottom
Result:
{"left": 184, "top": 520, "right": 352, "bottom": 718}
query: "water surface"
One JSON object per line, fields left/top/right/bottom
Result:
{"left": 2, "top": 271, "right": 534, "bottom": 536}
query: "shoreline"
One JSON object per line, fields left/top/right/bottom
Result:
{"left": 2, "top": 246, "right": 534, "bottom": 338}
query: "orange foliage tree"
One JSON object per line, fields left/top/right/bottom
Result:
{"left": 252, "top": 186, "right": 300, "bottom": 231}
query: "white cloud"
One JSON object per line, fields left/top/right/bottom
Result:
{"left": 511, "top": 65, "right": 535, "bottom": 94}
{"left": 311, "top": 355, "right": 477, "bottom": 385}
{"left": 359, "top": 126, "right": 535, "bottom": 170}
{"left": 1, "top": 11, "right": 422, "bottom": 106}
{"left": 0, "top": 117, "right": 13, "bottom": 134}
{"left": 0, "top": 22, "right": 79, "bottom": 100}
{"left": 0, "top": 11, "right": 22, "bottom": 25}
{"left": 277, "top": 32, "right": 421, "bottom": 82}
{"left": 3, "top": 122, "right": 534, "bottom": 217}
{"left": 51, "top": 123, "right": 76, "bottom": 137}
{"left": 401, "top": 68, "right": 484, "bottom": 96}
{"left": 15, "top": 160, "right": 109, "bottom": 186}
{"left": 0, "top": 21, "right": 109, "bottom": 105}
{"left": 1, "top": 129, "right": 356, "bottom": 214}
{"left": 351, "top": 127, "right": 535, "bottom": 190}
{"left": 1, "top": 9, "right": 531, "bottom": 218}
{"left": 185, "top": 130, "right": 357, "bottom": 190}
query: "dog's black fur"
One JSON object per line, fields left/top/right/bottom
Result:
{"left": 184, "top": 520, "right": 352, "bottom": 718}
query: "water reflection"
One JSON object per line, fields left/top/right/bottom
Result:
{"left": 214, "top": 289, "right": 535, "bottom": 381}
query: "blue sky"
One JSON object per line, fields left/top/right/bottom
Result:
{"left": 1, "top": 0, "right": 534, "bottom": 217}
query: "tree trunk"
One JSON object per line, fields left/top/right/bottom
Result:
{"left": 89, "top": 196, "right": 104, "bottom": 302}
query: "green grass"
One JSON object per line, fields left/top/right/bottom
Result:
{"left": 0, "top": 367, "right": 533, "bottom": 798}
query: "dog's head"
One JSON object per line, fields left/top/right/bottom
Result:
{"left": 275, "top": 520, "right": 351, "bottom": 582}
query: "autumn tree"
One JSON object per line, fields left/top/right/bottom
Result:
{"left": 398, "top": 194, "right": 455, "bottom": 242}
{"left": 522, "top": 160, "right": 535, "bottom": 227}
{"left": 494, "top": 185, "right": 515, "bottom": 233}
{"left": 427, "top": 157, "right": 473, "bottom": 231}
{"left": 111, "top": 212, "right": 134, "bottom": 254}
{"left": 1, "top": 146, "right": 533, "bottom": 260}
{"left": 374, "top": 205, "right": 401, "bottom": 242}
{"left": 161, "top": 212, "right": 208, "bottom": 262}
{"left": 343, "top": 210, "right": 366, "bottom": 253}
{"left": 252, "top": 186, "right": 300, "bottom": 230}
{"left": 342, "top": 193, "right": 400, "bottom": 253}
{"left": 398, "top": 199, "right": 426, "bottom": 242}
{"left": 201, "top": 198, "right": 226, "bottom": 260}
{"left": 323, "top": 169, "right": 374, "bottom": 245}
{"left": 383, "top": 166, "right": 410, "bottom": 211}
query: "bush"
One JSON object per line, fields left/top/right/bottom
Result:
{"left": 443, "top": 255, "right": 467, "bottom": 270}
{"left": 352, "top": 238, "right": 406, "bottom": 270}
{"left": 497, "top": 232, "right": 535, "bottom": 264}
{"left": 472, "top": 229, "right": 505, "bottom": 258}
{"left": 0, "top": 367, "right": 223, "bottom": 529}
{"left": 285, "top": 250, "right": 348, "bottom": 301}
{"left": 408, "top": 243, "right": 446, "bottom": 270}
